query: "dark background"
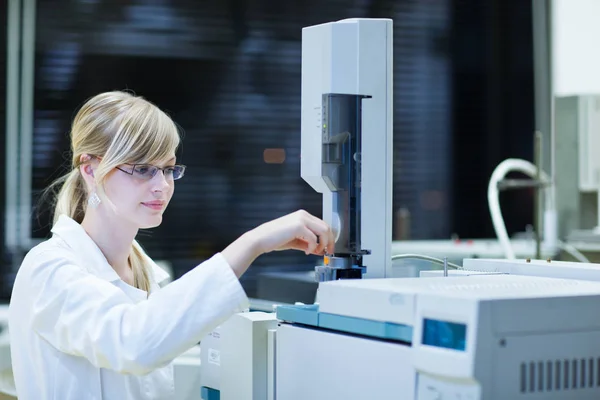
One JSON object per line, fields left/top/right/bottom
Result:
{"left": 0, "top": 0, "right": 536, "bottom": 300}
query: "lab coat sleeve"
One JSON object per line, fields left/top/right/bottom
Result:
{"left": 28, "top": 250, "right": 249, "bottom": 375}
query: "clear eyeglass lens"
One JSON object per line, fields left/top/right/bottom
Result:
{"left": 172, "top": 166, "right": 185, "bottom": 180}
{"left": 133, "top": 165, "right": 157, "bottom": 179}
{"left": 130, "top": 164, "right": 185, "bottom": 180}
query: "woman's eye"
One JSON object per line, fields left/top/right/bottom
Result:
{"left": 134, "top": 166, "right": 151, "bottom": 175}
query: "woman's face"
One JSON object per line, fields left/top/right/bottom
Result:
{"left": 103, "top": 156, "right": 177, "bottom": 229}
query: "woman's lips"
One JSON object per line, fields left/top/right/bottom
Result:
{"left": 142, "top": 201, "right": 165, "bottom": 210}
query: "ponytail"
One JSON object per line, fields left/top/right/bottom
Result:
{"left": 131, "top": 241, "right": 151, "bottom": 293}
{"left": 52, "top": 169, "right": 87, "bottom": 225}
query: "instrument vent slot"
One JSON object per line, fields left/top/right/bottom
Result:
{"left": 520, "top": 358, "right": 600, "bottom": 393}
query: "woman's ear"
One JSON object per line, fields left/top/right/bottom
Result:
{"left": 84, "top": 164, "right": 94, "bottom": 177}
{"left": 79, "top": 158, "right": 96, "bottom": 192}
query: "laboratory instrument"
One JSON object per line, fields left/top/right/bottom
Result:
{"left": 204, "top": 263, "right": 600, "bottom": 400}
{"left": 300, "top": 18, "right": 393, "bottom": 281}
{"left": 199, "top": 16, "right": 600, "bottom": 400}
{"left": 273, "top": 273, "right": 600, "bottom": 399}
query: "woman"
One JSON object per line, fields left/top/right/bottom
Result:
{"left": 8, "top": 91, "right": 333, "bottom": 399}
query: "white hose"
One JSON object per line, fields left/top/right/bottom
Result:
{"left": 488, "top": 158, "right": 590, "bottom": 263}
{"left": 557, "top": 240, "right": 590, "bottom": 263}
{"left": 488, "top": 159, "right": 552, "bottom": 260}
{"left": 391, "top": 253, "right": 462, "bottom": 270}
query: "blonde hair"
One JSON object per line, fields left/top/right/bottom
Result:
{"left": 47, "top": 91, "right": 180, "bottom": 292}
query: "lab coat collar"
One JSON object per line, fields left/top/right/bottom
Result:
{"left": 51, "top": 214, "right": 170, "bottom": 285}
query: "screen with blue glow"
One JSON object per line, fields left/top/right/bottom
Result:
{"left": 422, "top": 318, "right": 467, "bottom": 351}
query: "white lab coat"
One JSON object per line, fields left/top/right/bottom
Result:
{"left": 8, "top": 215, "right": 249, "bottom": 400}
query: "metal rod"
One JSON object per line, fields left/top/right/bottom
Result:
{"left": 6, "top": 0, "right": 22, "bottom": 254}
{"left": 443, "top": 257, "right": 448, "bottom": 277}
{"left": 497, "top": 179, "right": 548, "bottom": 190}
{"left": 20, "top": 0, "right": 37, "bottom": 250}
{"left": 534, "top": 131, "right": 543, "bottom": 259}
{"left": 391, "top": 253, "right": 462, "bottom": 270}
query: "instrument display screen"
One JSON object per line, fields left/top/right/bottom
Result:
{"left": 422, "top": 318, "right": 467, "bottom": 351}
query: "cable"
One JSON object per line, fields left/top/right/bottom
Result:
{"left": 556, "top": 240, "right": 590, "bottom": 263}
{"left": 391, "top": 253, "right": 462, "bottom": 270}
{"left": 488, "top": 159, "right": 552, "bottom": 259}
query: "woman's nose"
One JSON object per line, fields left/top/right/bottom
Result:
{"left": 150, "top": 170, "right": 171, "bottom": 192}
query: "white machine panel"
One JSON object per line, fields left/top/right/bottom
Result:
{"left": 416, "top": 373, "right": 480, "bottom": 400}
{"left": 316, "top": 277, "right": 418, "bottom": 325}
{"left": 491, "top": 330, "right": 600, "bottom": 399}
{"left": 218, "top": 312, "right": 278, "bottom": 400}
{"left": 301, "top": 18, "right": 393, "bottom": 278}
{"left": 461, "top": 258, "right": 600, "bottom": 281}
{"left": 200, "top": 327, "right": 222, "bottom": 392}
{"left": 275, "top": 324, "right": 414, "bottom": 400}
{"left": 577, "top": 95, "right": 600, "bottom": 192}
{"left": 316, "top": 273, "right": 600, "bottom": 326}
{"left": 278, "top": 274, "right": 600, "bottom": 399}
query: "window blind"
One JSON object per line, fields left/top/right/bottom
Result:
{"left": 28, "top": 1, "right": 454, "bottom": 294}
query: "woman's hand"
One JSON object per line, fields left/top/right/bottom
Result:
{"left": 252, "top": 210, "right": 335, "bottom": 256}
{"left": 221, "top": 210, "right": 335, "bottom": 278}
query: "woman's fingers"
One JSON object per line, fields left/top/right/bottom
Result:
{"left": 298, "top": 226, "right": 318, "bottom": 255}
{"left": 300, "top": 211, "right": 329, "bottom": 234}
{"left": 298, "top": 211, "right": 334, "bottom": 254}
